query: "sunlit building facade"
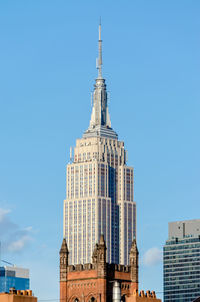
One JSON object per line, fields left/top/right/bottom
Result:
{"left": 63, "top": 24, "right": 136, "bottom": 265}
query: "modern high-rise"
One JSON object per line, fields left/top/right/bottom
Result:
{"left": 163, "top": 219, "right": 200, "bottom": 302}
{"left": 0, "top": 266, "right": 29, "bottom": 293}
{"left": 63, "top": 24, "right": 136, "bottom": 265}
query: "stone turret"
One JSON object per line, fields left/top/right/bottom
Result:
{"left": 59, "top": 238, "right": 69, "bottom": 282}
{"left": 129, "top": 239, "right": 139, "bottom": 287}
{"left": 92, "top": 243, "right": 98, "bottom": 264}
{"left": 96, "top": 234, "right": 107, "bottom": 278}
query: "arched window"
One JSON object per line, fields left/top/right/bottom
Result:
{"left": 89, "top": 297, "right": 96, "bottom": 302}
{"left": 74, "top": 298, "right": 79, "bottom": 302}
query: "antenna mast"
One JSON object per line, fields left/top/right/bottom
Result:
{"left": 97, "top": 18, "right": 103, "bottom": 78}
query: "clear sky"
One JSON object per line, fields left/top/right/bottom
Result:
{"left": 0, "top": 0, "right": 200, "bottom": 300}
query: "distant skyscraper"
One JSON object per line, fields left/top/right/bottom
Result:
{"left": 0, "top": 266, "right": 29, "bottom": 293}
{"left": 63, "top": 23, "right": 136, "bottom": 265}
{"left": 163, "top": 219, "right": 200, "bottom": 302}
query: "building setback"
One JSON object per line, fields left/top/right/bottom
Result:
{"left": 163, "top": 219, "right": 200, "bottom": 302}
{"left": 63, "top": 23, "right": 136, "bottom": 265}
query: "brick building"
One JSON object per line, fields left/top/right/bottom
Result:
{"left": 60, "top": 235, "right": 161, "bottom": 302}
{"left": 0, "top": 289, "right": 37, "bottom": 302}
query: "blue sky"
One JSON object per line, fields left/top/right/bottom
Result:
{"left": 0, "top": 0, "right": 200, "bottom": 300}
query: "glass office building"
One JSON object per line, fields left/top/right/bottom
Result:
{"left": 163, "top": 219, "right": 200, "bottom": 302}
{"left": 0, "top": 266, "right": 29, "bottom": 293}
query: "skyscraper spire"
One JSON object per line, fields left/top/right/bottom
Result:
{"left": 83, "top": 21, "right": 118, "bottom": 139}
{"left": 63, "top": 23, "right": 136, "bottom": 268}
{"left": 97, "top": 18, "right": 102, "bottom": 78}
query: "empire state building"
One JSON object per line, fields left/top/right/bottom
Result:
{"left": 63, "top": 24, "right": 136, "bottom": 265}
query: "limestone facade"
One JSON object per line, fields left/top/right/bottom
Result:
{"left": 63, "top": 23, "right": 136, "bottom": 266}
{"left": 64, "top": 135, "right": 136, "bottom": 265}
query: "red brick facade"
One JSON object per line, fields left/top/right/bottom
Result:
{"left": 60, "top": 235, "right": 138, "bottom": 302}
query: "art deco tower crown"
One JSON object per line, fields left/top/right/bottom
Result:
{"left": 63, "top": 23, "right": 136, "bottom": 266}
{"left": 83, "top": 22, "right": 117, "bottom": 139}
